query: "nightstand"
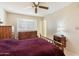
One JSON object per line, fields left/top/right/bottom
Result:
{"left": 53, "top": 35, "right": 66, "bottom": 51}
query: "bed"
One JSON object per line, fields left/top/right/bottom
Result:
{"left": 0, "top": 26, "right": 65, "bottom": 56}
{"left": 0, "top": 38, "right": 65, "bottom": 56}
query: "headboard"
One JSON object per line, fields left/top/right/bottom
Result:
{"left": 18, "top": 31, "right": 38, "bottom": 39}
{"left": 0, "top": 26, "right": 12, "bottom": 39}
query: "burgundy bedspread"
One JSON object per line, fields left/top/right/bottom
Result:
{"left": 0, "top": 38, "right": 65, "bottom": 56}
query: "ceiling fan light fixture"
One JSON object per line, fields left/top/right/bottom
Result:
{"left": 32, "top": 2, "right": 48, "bottom": 14}
{"left": 35, "top": 2, "right": 39, "bottom": 5}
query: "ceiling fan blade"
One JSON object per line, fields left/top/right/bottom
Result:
{"left": 33, "top": 2, "right": 36, "bottom": 7}
{"left": 38, "top": 2, "right": 40, "bottom": 6}
{"left": 35, "top": 7, "right": 37, "bottom": 13}
{"left": 39, "top": 6, "right": 48, "bottom": 9}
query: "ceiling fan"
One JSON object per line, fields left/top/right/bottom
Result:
{"left": 32, "top": 2, "right": 48, "bottom": 13}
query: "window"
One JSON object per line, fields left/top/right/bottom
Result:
{"left": 17, "top": 19, "right": 37, "bottom": 32}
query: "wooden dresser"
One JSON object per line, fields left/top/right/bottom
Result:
{"left": 0, "top": 26, "right": 12, "bottom": 39}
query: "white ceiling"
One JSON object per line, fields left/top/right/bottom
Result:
{"left": 0, "top": 2, "right": 72, "bottom": 17}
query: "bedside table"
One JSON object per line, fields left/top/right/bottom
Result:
{"left": 53, "top": 35, "right": 66, "bottom": 51}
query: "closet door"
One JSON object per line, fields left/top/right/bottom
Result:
{"left": 0, "top": 26, "right": 12, "bottom": 39}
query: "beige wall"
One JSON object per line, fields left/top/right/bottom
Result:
{"left": 44, "top": 3, "right": 79, "bottom": 55}
{"left": 6, "top": 13, "right": 44, "bottom": 39}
